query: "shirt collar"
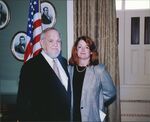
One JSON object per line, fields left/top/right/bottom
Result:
{"left": 41, "top": 50, "right": 56, "bottom": 67}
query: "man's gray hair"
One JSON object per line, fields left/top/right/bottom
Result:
{"left": 40, "top": 27, "right": 61, "bottom": 40}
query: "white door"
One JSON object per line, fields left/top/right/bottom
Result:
{"left": 125, "top": 10, "right": 150, "bottom": 85}
{"left": 119, "top": 10, "right": 150, "bottom": 122}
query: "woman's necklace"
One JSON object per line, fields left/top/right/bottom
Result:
{"left": 76, "top": 65, "right": 87, "bottom": 73}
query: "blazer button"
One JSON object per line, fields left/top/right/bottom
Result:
{"left": 80, "top": 107, "right": 83, "bottom": 109}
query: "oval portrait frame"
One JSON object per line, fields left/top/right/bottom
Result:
{"left": 11, "top": 31, "right": 27, "bottom": 61}
{"left": 41, "top": 1, "right": 56, "bottom": 30}
{"left": 0, "top": 0, "right": 10, "bottom": 29}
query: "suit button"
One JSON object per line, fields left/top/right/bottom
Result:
{"left": 80, "top": 107, "right": 83, "bottom": 109}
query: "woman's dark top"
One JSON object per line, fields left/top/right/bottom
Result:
{"left": 73, "top": 65, "right": 86, "bottom": 121}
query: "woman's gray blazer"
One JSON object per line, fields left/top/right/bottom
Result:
{"left": 68, "top": 64, "right": 116, "bottom": 122}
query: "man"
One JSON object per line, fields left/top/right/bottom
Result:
{"left": 42, "top": 6, "right": 52, "bottom": 24}
{"left": 16, "top": 28, "right": 71, "bottom": 121}
{"left": 15, "top": 35, "right": 26, "bottom": 54}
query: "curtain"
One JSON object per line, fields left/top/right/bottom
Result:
{"left": 73, "top": 0, "right": 121, "bottom": 122}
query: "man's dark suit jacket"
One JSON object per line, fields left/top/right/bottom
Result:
{"left": 16, "top": 53, "right": 71, "bottom": 121}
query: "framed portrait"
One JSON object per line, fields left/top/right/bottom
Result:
{"left": 41, "top": 1, "right": 56, "bottom": 30}
{"left": 0, "top": 0, "right": 10, "bottom": 29}
{"left": 11, "top": 31, "right": 27, "bottom": 61}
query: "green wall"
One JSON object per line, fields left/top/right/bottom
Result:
{"left": 0, "top": 0, "right": 67, "bottom": 103}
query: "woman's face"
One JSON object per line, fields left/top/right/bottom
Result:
{"left": 77, "top": 39, "right": 91, "bottom": 61}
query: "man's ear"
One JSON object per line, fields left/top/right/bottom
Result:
{"left": 40, "top": 39, "right": 43, "bottom": 48}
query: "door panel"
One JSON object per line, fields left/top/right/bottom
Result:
{"left": 118, "top": 10, "right": 150, "bottom": 121}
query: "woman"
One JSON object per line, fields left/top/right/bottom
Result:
{"left": 68, "top": 36, "right": 116, "bottom": 122}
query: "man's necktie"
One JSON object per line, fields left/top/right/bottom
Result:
{"left": 53, "top": 59, "right": 61, "bottom": 81}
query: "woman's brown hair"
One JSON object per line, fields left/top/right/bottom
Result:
{"left": 69, "top": 36, "right": 99, "bottom": 66}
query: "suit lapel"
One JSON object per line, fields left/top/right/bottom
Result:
{"left": 80, "top": 66, "right": 93, "bottom": 105}
{"left": 38, "top": 53, "right": 68, "bottom": 92}
{"left": 69, "top": 66, "right": 94, "bottom": 106}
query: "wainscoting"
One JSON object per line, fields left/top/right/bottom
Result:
{"left": 0, "top": 95, "right": 17, "bottom": 122}
{"left": 121, "top": 86, "right": 150, "bottom": 122}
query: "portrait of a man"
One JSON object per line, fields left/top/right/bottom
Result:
{"left": 42, "top": 6, "right": 53, "bottom": 24}
{"left": 41, "top": 2, "right": 56, "bottom": 30}
{"left": 11, "top": 32, "right": 27, "bottom": 61}
{"left": 15, "top": 35, "right": 26, "bottom": 54}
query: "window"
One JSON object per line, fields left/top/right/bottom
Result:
{"left": 125, "top": 0, "right": 150, "bottom": 10}
{"left": 131, "top": 17, "right": 140, "bottom": 44}
{"left": 116, "top": 0, "right": 150, "bottom": 10}
{"left": 144, "top": 17, "right": 150, "bottom": 44}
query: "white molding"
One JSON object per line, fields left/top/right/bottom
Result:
{"left": 67, "top": 0, "right": 74, "bottom": 60}
{"left": 120, "top": 85, "right": 150, "bottom": 100}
